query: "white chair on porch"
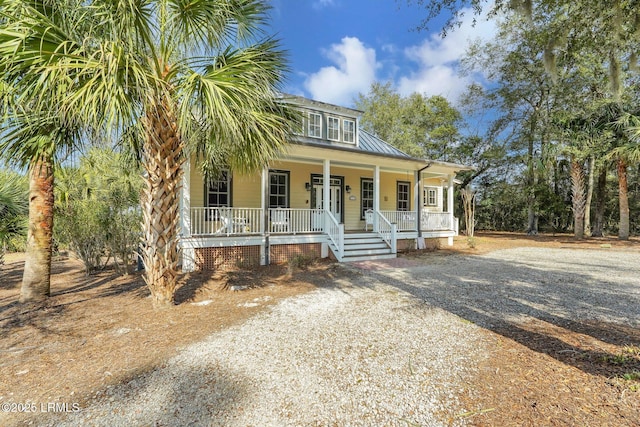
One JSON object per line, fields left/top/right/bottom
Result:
{"left": 364, "top": 209, "right": 374, "bottom": 231}
{"left": 271, "top": 208, "right": 290, "bottom": 233}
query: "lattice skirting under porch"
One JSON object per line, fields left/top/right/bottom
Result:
{"left": 195, "top": 246, "right": 262, "bottom": 270}
{"left": 269, "top": 243, "right": 321, "bottom": 264}
{"left": 194, "top": 243, "right": 322, "bottom": 270}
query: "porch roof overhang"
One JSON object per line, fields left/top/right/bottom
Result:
{"left": 280, "top": 142, "right": 473, "bottom": 177}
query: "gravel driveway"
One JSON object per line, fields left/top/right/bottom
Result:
{"left": 47, "top": 247, "right": 640, "bottom": 427}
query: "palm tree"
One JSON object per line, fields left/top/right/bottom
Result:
{"left": 1, "top": 65, "right": 80, "bottom": 301}
{"left": 0, "top": 0, "right": 296, "bottom": 307}
{"left": 0, "top": 113, "right": 80, "bottom": 301}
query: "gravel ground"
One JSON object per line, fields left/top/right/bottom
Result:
{"left": 43, "top": 247, "right": 639, "bottom": 426}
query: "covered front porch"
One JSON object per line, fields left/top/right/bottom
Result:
{"left": 179, "top": 155, "right": 463, "bottom": 269}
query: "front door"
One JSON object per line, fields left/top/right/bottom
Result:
{"left": 311, "top": 176, "right": 343, "bottom": 230}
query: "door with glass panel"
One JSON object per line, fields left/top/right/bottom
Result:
{"left": 311, "top": 176, "right": 343, "bottom": 230}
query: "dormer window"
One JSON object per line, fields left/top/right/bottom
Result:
{"left": 343, "top": 119, "right": 355, "bottom": 143}
{"left": 327, "top": 117, "right": 340, "bottom": 141}
{"left": 308, "top": 112, "right": 322, "bottom": 138}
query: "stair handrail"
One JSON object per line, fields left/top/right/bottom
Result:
{"left": 324, "top": 210, "right": 344, "bottom": 260}
{"left": 374, "top": 210, "right": 397, "bottom": 254}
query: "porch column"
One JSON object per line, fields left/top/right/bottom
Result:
{"left": 447, "top": 174, "right": 454, "bottom": 246}
{"left": 322, "top": 159, "right": 331, "bottom": 257}
{"left": 261, "top": 167, "right": 269, "bottom": 265}
{"left": 414, "top": 170, "right": 420, "bottom": 234}
{"left": 180, "top": 158, "right": 195, "bottom": 272}
{"left": 323, "top": 159, "right": 331, "bottom": 216}
{"left": 374, "top": 165, "right": 380, "bottom": 231}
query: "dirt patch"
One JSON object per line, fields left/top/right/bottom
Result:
{"left": 440, "top": 231, "right": 640, "bottom": 255}
{"left": 0, "top": 255, "right": 337, "bottom": 425}
{"left": 1, "top": 232, "right": 638, "bottom": 426}
{"left": 435, "top": 232, "right": 640, "bottom": 426}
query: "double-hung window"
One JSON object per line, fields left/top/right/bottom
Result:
{"left": 308, "top": 112, "right": 322, "bottom": 138}
{"left": 269, "top": 171, "right": 289, "bottom": 208}
{"left": 361, "top": 178, "right": 374, "bottom": 219}
{"left": 206, "top": 170, "right": 231, "bottom": 208}
{"left": 327, "top": 116, "right": 340, "bottom": 141}
{"left": 343, "top": 119, "right": 355, "bottom": 143}
{"left": 397, "top": 182, "right": 410, "bottom": 211}
{"left": 205, "top": 170, "right": 231, "bottom": 221}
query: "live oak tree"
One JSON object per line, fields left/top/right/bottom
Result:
{"left": 412, "top": 0, "right": 640, "bottom": 237}
{"left": 0, "top": 0, "right": 296, "bottom": 307}
{"left": 355, "top": 82, "right": 464, "bottom": 161}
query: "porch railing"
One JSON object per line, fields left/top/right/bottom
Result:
{"left": 190, "top": 207, "right": 263, "bottom": 236}
{"left": 421, "top": 211, "right": 452, "bottom": 231}
{"left": 380, "top": 210, "right": 417, "bottom": 231}
{"left": 190, "top": 207, "right": 326, "bottom": 236}
{"left": 324, "top": 210, "right": 344, "bottom": 260}
{"left": 374, "top": 210, "right": 397, "bottom": 254}
{"left": 268, "top": 208, "right": 324, "bottom": 234}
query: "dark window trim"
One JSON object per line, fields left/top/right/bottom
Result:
{"left": 360, "top": 177, "right": 374, "bottom": 220}
{"left": 268, "top": 169, "right": 290, "bottom": 208}
{"left": 204, "top": 170, "right": 232, "bottom": 208}
{"left": 397, "top": 181, "right": 411, "bottom": 211}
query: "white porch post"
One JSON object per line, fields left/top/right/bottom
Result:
{"left": 323, "top": 159, "right": 331, "bottom": 219}
{"left": 414, "top": 170, "right": 420, "bottom": 233}
{"left": 447, "top": 174, "right": 454, "bottom": 246}
{"left": 374, "top": 165, "right": 380, "bottom": 231}
{"left": 321, "top": 159, "right": 330, "bottom": 257}
{"left": 180, "top": 159, "right": 195, "bottom": 272}
{"left": 261, "top": 167, "right": 269, "bottom": 265}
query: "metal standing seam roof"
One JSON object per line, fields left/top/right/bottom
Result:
{"left": 357, "top": 128, "right": 412, "bottom": 159}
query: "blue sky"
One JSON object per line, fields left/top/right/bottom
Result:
{"left": 269, "top": 0, "right": 498, "bottom": 108}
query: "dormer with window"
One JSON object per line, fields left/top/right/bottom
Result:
{"left": 285, "top": 95, "right": 361, "bottom": 147}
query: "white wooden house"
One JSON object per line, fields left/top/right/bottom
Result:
{"left": 179, "top": 95, "right": 471, "bottom": 271}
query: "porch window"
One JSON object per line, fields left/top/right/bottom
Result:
{"left": 361, "top": 178, "right": 373, "bottom": 219}
{"left": 269, "top": 170, "right": 289, "bottom": 208}
{"left": 328, "top": 116, "right": 340, "bottom": 141}
{"left": 343, "top": 119, "right": 355, "bottom": 143}
{"left": 308, "top": 112, "right": 322, "bottom": 138}
{"left": 206, "top": 170, "right": 231, "bottom": 207}
{"left": 424, "top": 186, "right": 438, "bottom": 206}
{"left": 397, "top": 181, "right": 410, "bottom": 211}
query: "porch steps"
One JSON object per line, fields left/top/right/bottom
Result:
{"left": 335, "top": 233, "right": 396, "bottom": 263}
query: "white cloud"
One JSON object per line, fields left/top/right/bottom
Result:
{"left": 398, "top": 65, "right": 469, "bottom": 101}
{"left": 312, "top": 0, "right": 335, "bottom": 10}
{"left": 396, "top": 5, "right": 498, "bottom": 103}
{"left": 304, "top": 37, "right": 378, "bottom": 106}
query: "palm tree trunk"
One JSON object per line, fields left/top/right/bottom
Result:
{"left": 584, "top": 155, "right": 595, "bottom": 236}
{"left": 617, "top": 158, "right": 629, "bottom": 240}
{"left": 592, "top": 166, "right": 608, "bottom": 237}
{"left": 20, "top": 156, "right": 54, "bottom": 303}
{"left": 570, "top": 157, "right": 586, "bottom": 239}
{"left": 140, "top": 100, "right": 184, "bottom": 308}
